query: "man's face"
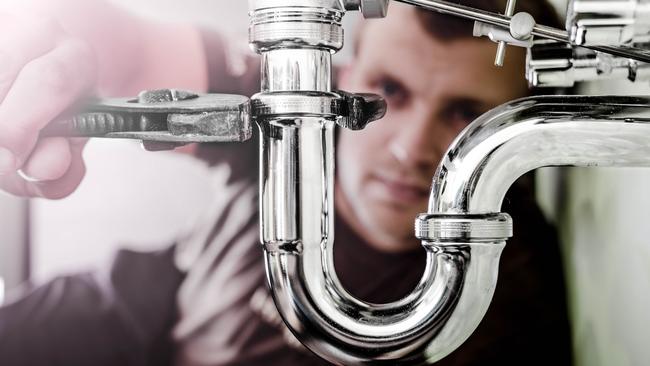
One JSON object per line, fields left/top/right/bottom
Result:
{"left": 336, "top": 4, "right": 529, "bottom": 251}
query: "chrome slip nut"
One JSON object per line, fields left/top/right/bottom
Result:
{"left": 415, "top": 213, "right": 513, "bottom": 243}
{"left": 248, "top": 0, "right": 345, "bottom": 52}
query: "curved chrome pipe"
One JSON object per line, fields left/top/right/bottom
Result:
{"left": 260, "top": 93, "right": 650, "bottom": 365}
{"left": 259, "top": 113, "right": 505, "bottom": 364}
{"left": 250, "top": 2, "right": 505, "bottom": 364}
{"left": 429, "top": 95, "right": 650, "bottom": 215}
{"left": 249, "top": 1, "right": 650, "bottom": 365}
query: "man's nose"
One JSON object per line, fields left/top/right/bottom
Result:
{"left": 388, "top": 111, "right": 446, "bottom": 171}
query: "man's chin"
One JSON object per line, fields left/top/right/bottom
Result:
{"left": 358, "top": 204, "right": 423, "bottom": 247}
{"left": 368, "top": 176, "right": 430, "bottom": 208}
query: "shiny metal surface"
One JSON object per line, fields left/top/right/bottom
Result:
{"left": 251, "top": 91, "right": 386, "bottom": 131}
{"left": 395, "top": 0, "right": 570, "bottom": 41}
{"left": 493, "top": 0, "right": 517, "bottom": 66}
{"left": 248, "top": 1, "right": 345, "bottom": 52}
{"left": 253, "top": 4, "right": 650, "bottom": 359}
{"left": 41, "top": 89, "right": 252, "bottom": 143}
{"left": 260, "top": 94, "right": 650, "bottom": 364}
{"left": 257, "top": 105, "right": 502, "bottom": 364}
{"left": 261, "top": 49, "right": 333, "bottom": 92}
{"left": 567, "top": 0, "right": 650, "bottom": 46}
{"left": 252, "top": 1, "right": 509, "bottom": 364}
{"left": 429, "top": 95, "right": 650, "bottom": 215}
{"left": 526, "top": 40, "right": 650, "bottom": 87}
{"left": 343, "top": 0, "right": 391, "bottom": 18}
{"left": 394, "top": 0, "right": 650, "bottom": 62}
{"left": 415, "top": 213, "right": 512, "bottom": 242}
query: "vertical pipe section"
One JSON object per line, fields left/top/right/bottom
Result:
{"left": 257, "top": 46, "right": 334, "bottom": 248}
{"left": 259, "top": 115, "right": 336, "bottom": 250}
{"left": 261, "top": 49, "right": 332, "bottom": 92}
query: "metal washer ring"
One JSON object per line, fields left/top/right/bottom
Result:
{"left": 415, "top": 213, "right": 513, "bottom": 242}
{"left": 251, "top": 92, "right": 343, "bottom": 117}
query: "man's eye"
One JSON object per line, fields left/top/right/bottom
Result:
{"left": 376, "top": 78, "right": 408, "bottom": 106}
{"left": 444, "top": 107, "right": 481, "bottom": 130}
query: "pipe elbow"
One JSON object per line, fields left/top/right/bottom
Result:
{"left": 264, "top": 239, "right": 504, "bottom": 364}
{"left": 429, "top": 95, "right": 650, "bottom": 214}
{"left": 261, "top": 94, "right": 650, "bottom": 365}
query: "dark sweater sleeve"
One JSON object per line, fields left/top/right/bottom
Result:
{"left": 0, "top": 245, "right": 184, "bottom": 366}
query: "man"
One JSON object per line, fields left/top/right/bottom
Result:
{"left": 0, "top": 0, "right": 572, "bottom": 365}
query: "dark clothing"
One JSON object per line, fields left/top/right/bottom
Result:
{"left": 0, "top": 30, "right": 572, "bottom": 365}
{"left": 0, "top": 247, "right": 183, "bottom": 366}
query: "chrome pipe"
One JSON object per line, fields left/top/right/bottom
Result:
{"left": 259, "top": 104, "right": 506, "bottom": 364}
{"left": 394, "top": 0, "right": 571, "bottom": 42}
{"left": 250, "top": 0, "right": 650, "bottom": 365}
{"left": 261, "top": 49, "right": 332, "bottom": 92}
{"left": 427, "top": 95, "right": 650, "bottom": 215}
{"left": 260, "top": 91, "right": 650, "bottom": 365}
{"left": 251, "top": 0, "right": 506, "bottom": 364}
{"left": 394, "top": 0, "right": 650, "bottom": 63}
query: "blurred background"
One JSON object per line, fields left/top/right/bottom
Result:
{"left": 0, "top": 1, "right": 649, "bottom": 365}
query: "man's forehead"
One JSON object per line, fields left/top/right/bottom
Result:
{"left": 358, "top": 5, "right": 495, "bottom": 59}
{"left": 357, "top": 6, "right": 495, "bottom": 70}
{"left": 353, "top": 5, "right": 528, "bottom": 104}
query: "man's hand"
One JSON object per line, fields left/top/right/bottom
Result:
{"left": 0, "top": 10, "right": 96, "bottom": 198}
{"left": 0, "top": 0, "right": 209, "bottom": 199}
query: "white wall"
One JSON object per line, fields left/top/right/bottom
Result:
{"left": 532, "top": 2, "right": 650, "bottom": 365}
{"left": 558, "top": 80, "right": 650, "bottom": 366}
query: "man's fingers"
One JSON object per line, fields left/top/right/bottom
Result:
{"left": 0, "top": 15, "right": 60, "bottom": 104}
{"left": 20, "top": 137, "right": 71, "bottom": 181}
{"left": 0, "top": 138, "right": 87, "bottom": 199}
{"left": 0, "top": 38, "right": 96, "bottom": 169}
{"left": 0, "top": 146, "right": 16, "bottom": 176}
{"left": 31, "top": 139, "right": 87, "bottom": 199}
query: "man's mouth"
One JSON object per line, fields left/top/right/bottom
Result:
{"left": 373, "top": 174, "right": 430, "bottom": 204}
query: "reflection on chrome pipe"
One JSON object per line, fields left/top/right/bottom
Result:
{"left": 258, "top": 110, "right": 506, "bottom": 364}
{"left": 261, "top": 49, "right": 332, "bottom": 92}
{"left": 259, "top": 92, "right": 650, "bottom": 365}
{"left": 428, "top": 95, "right": 650, "bottom": 215}
{"left": 250, "top": 0, "right": 505, "bottom": 364}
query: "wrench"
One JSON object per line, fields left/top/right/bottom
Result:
{"left": 41, "top": 89, "right": 252, "bottom": 145}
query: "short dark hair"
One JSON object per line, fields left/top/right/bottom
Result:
{"left": 415, "top": 0, "right": 562, "bottom": 41}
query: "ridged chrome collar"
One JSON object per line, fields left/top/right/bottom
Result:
{"left": 415, "top": 213, "right": 513, "bottom": 243}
